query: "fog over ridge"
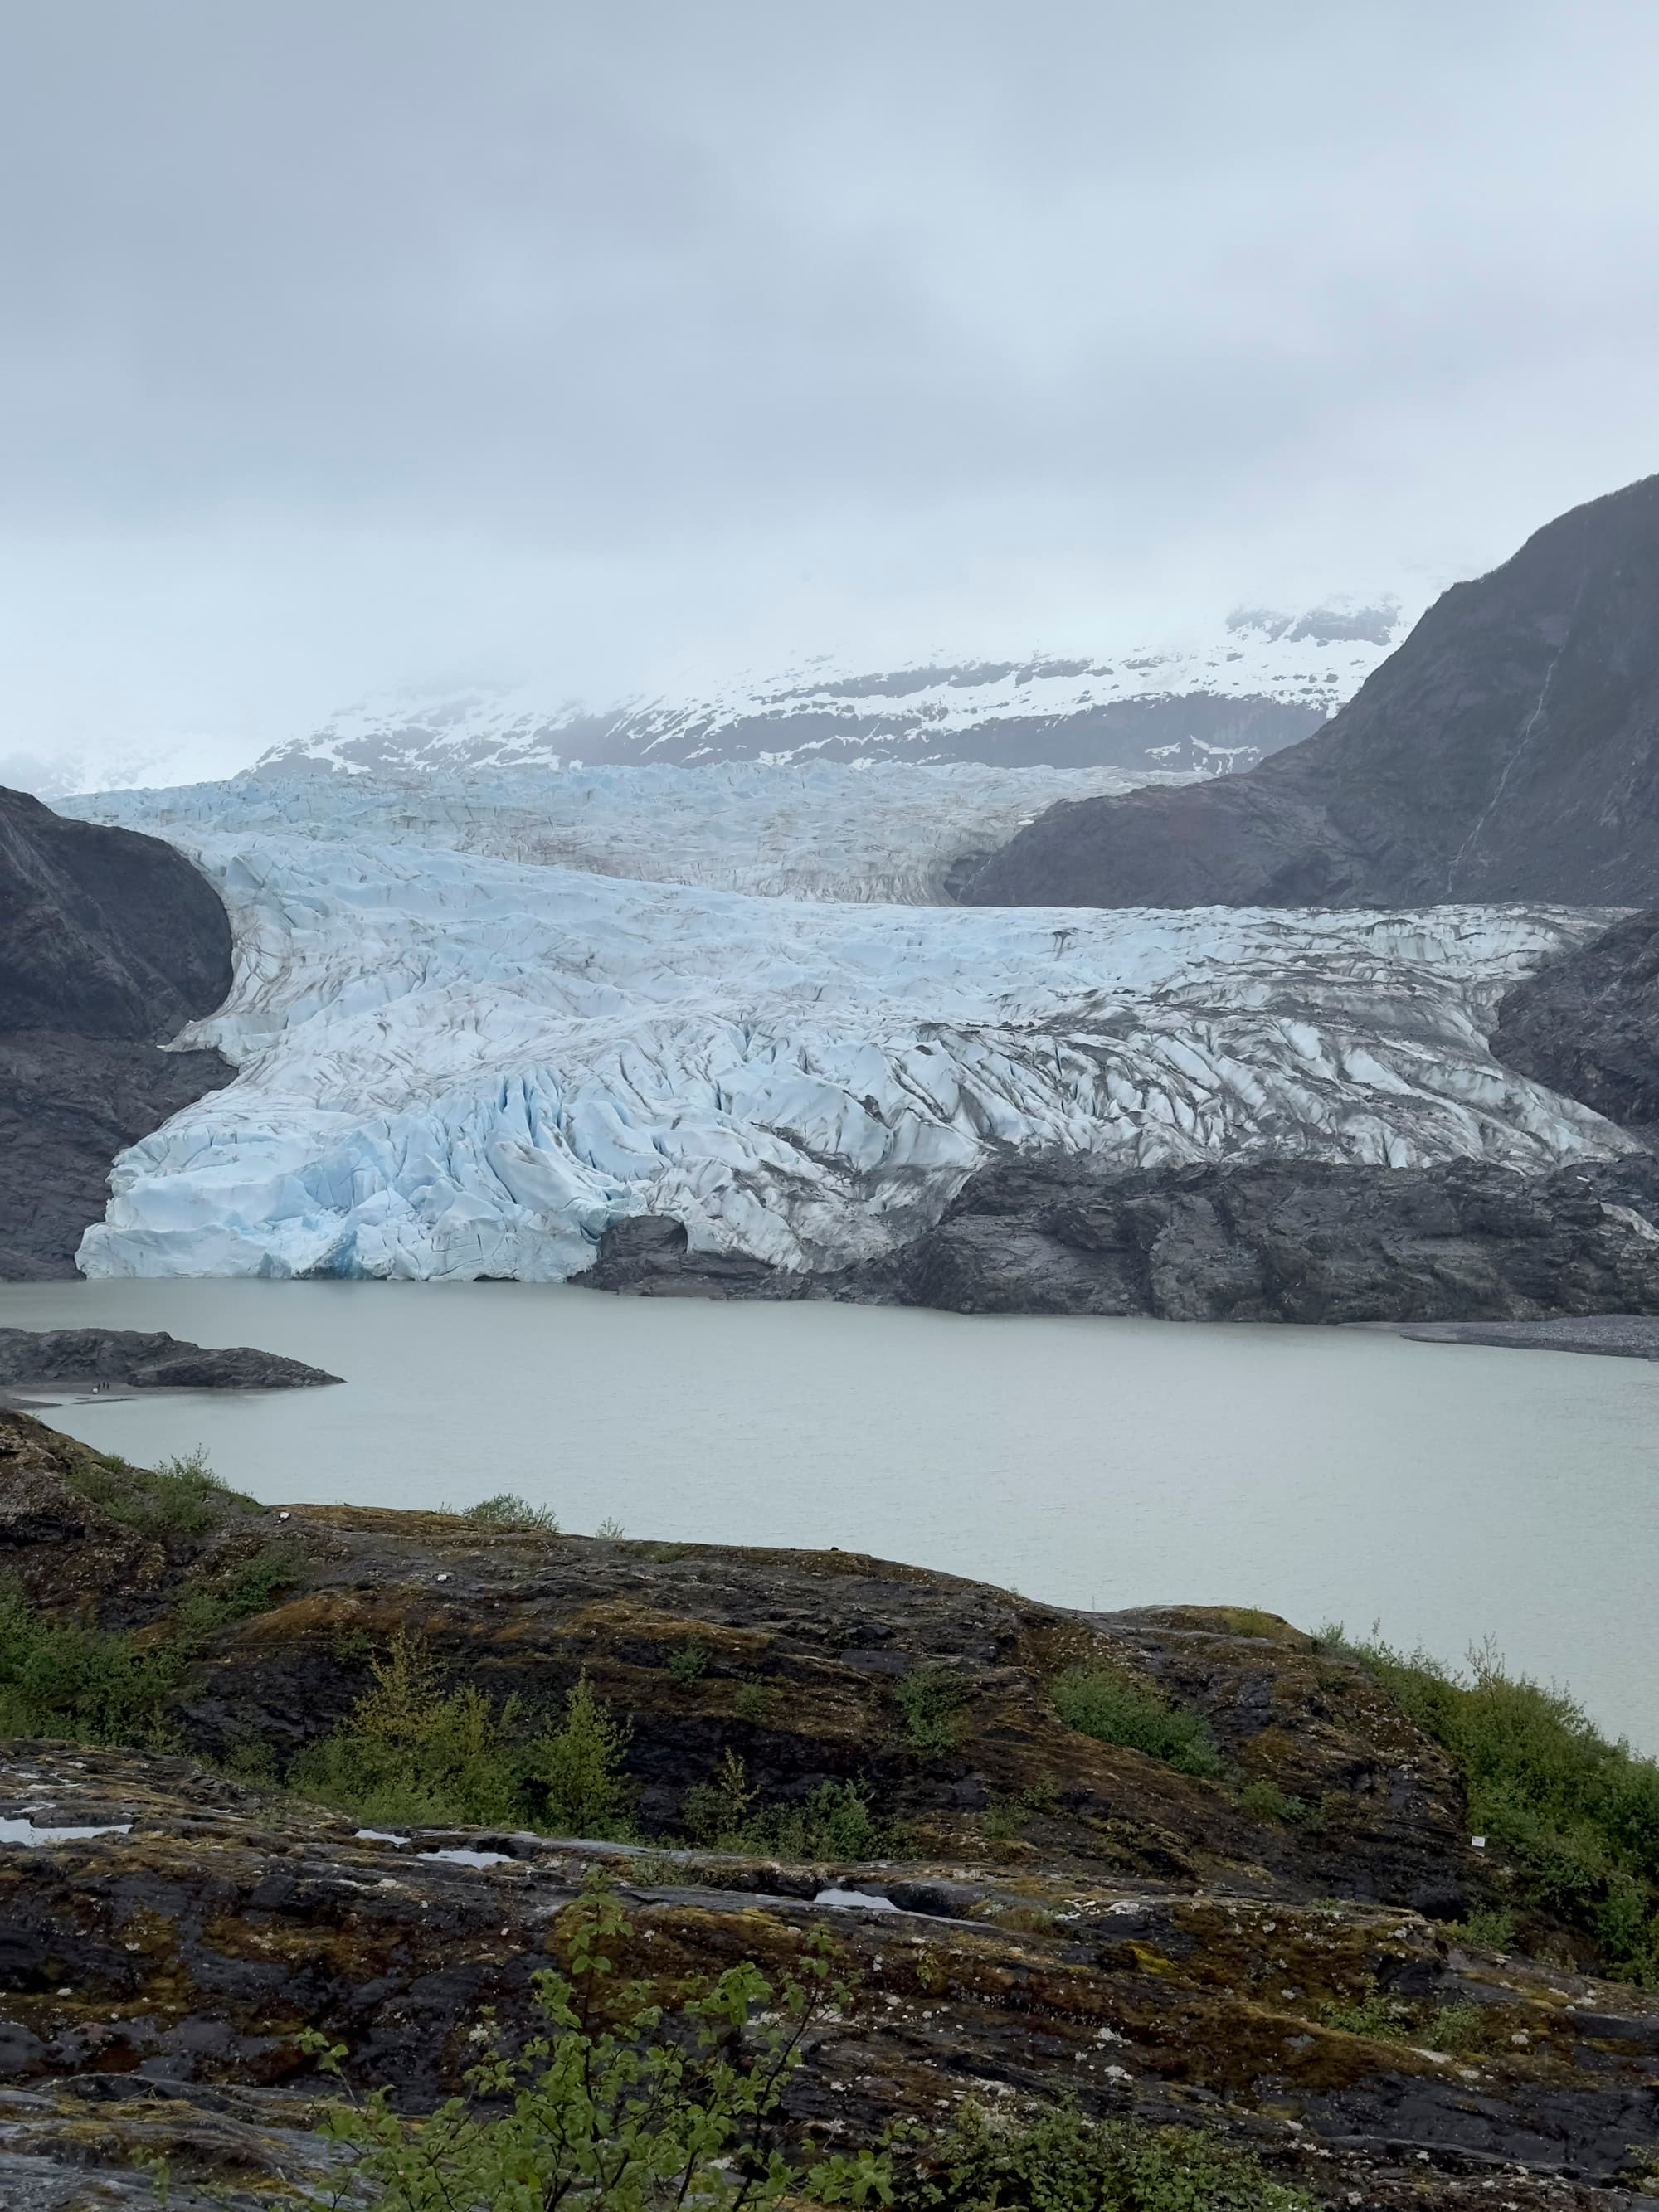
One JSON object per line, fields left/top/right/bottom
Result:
{"left": 3, "top": 2, "right": 1658, "bottom": 786}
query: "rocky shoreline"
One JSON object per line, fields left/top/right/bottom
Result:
{"left": 0, "top": 1328, "right": 340, "bottom": 1398}
{"left": 2, "top": 1408, "right": 1657, "bottom": 2205}
{"left": 582, "top": 1150, "right": 1659, "bottom": 1328}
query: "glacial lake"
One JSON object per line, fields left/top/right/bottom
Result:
{"left": 4, "top": 1277, "right": 1657, "bottom": 1754}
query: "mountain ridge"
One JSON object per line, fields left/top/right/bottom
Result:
{"left": 959, "top": 475, "right": 1659, "bottom": 908}
{"left": 251, "top": 600, "right": 1406, "bottom": 780}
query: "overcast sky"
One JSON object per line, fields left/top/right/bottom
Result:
{"left": 3, "top": 2, "right": 1658, "bottom": 786}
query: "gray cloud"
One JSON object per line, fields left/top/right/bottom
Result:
{"left": 3, "top": 1, "right": 1658, "bottom": 780}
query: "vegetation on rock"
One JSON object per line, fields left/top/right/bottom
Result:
{"left": 0, "top": 1581, "right": 182, "bottom": 1744}
{"left": 295, "top": 1874, "right": 888, "bottom": 2212}
{"left": 61, "top": 1444, "right": 254, "bottom": 1534}
{"left": 292, "top": 1876, "right": 1313, "bottom": 2212}
{"left": 1330, "top": 1627, "right": 1659, "bottom": 1977}
{"left": 1050, "top": 1662, "right": 1223, "bottom": 1779}
{"left": 289, "top": 1633, "right": 638, "bottom": 1835}
{"left": 890, "top": 2098, "right": 1316, "bottom": 2212}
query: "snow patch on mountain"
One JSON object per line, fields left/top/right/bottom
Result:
{"left": 71, "top": 760, "right": 1199, "bottom": 906}
{"left": 251, "top": 600, "right": 1408, "bottom": 780}
{"left": 63, "top": 800, "right": 1628, "bottom": 1281}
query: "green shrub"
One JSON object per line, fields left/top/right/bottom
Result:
{"left": 1216, "top": 1608, "right": 1283, "bottom": 1641}
{"left": 531, "top": 1674, "right": 637, "bottom": 1838}
{"left": 0, "top": 1585, "right": 182, "bottom": 1746}
{"left": 979, "top": 1800, "right": 1028, "bottom": 1843}
{"left": 1051, "top": 1665, "right": 1223, "bottom": 1780}
{"left": 289, "top": 1639, "right": 635, "bottom": 1837}
{"left": 895, "top": 1665, "right": 969, "bottom": 1752}
{"left": 289, "top": 1633, "right": 528, "bottom": 1827}
{"left": 173, "top": 1542, "right": 304, "bottom": 1640}
{"left": 294, "top": 1874, "right": 888, "bottom": 2212}
{"left": 461, "top": 1492, "right": 561, "bottom": 1534}
{"left": 1323, "top": 1985, "right": 1488, "bottom": 2054}
{"left": 666, "top": 1640, "right": 710, "bottom": 1685}
{"left": 62, "top": 1447, "right": 252, "bottom": 1537}
{"left": 681, "top": 1752, "right": 891, "bottom": 1860}
{"left": 889, "top": 2095, "right": 1316, "bottom": 2212}
{"left": 980, "top": 1779, "right": 1062, "bottom": 1844}
{"left": 1328, "top": 1628, "right": 1659, "bottom": 1977}
{"left": 1452, "top": 1906, "right": 1516, "bottom": 1952}
{"left": 732, "top": 1677, "right": 780, "bottom": 1724}
{"left": 1237, "top": 1778, "right": 1326, "bottom": 1833}
{"left": 1323, "top": 1986, "right": 1404, "bottom": 2039}
{"left": 1420, "top": 2001, "right": 1486, "bottom": 2054}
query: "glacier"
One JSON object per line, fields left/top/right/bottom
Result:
{"left": 69, "top": 760, "right": 1198, "bottom": 906}
{"left": 65, "top": 769, "right": 1632, "bottom": 1283}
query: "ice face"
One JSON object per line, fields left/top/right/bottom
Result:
{"left": 63, "top": 771, "right": 1632, "bottom": 1283}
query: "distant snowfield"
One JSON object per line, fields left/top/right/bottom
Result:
{"left": 70, "top": 769, "right": 1629, "bottom": 1282}
{"left": 251, "top": 601, "right": 1407, "bottom": 779}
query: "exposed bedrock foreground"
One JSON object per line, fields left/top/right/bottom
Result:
{"left": 2, "top": 1409, "right": 1658, "bottom": 2205}
{"left": 586, "top": 1151, "right": 1659, "bottom": 1324}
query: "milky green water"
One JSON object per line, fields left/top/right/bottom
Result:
{"left": 5, "top": 1276, "right": 1656, "bottom": 1752}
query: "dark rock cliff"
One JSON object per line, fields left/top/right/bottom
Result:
{"left": 1491, "top": 909, "right": 1659, "bottom": 1140}
{"left": 0, "top": 787, "right": 235, "bottom": 1276}
{"left": 585, "top": 1153, "right": 1659, "bottom": 1325}
{"left": 959, "top": 473, "right": 1659, "bottom": 909}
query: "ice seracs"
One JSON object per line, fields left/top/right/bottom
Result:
{"left": 64, "top": 767, "right": 1632, "bottom": 1282}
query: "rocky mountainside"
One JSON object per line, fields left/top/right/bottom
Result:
{"left": 960, "top": 475, "right": 1659, "bottom": 910}
{"left": 0, "top": 788, "right": 234, "bottom": 1277}
{"left": 1491, "top": 909, "right": 1659, "bottom": 1141}
{"left": 2, "top": 1410, "right": 1657, "bottom": 2207}
{"left": 250, "top": 603, "right": 1404, "bottom": 780}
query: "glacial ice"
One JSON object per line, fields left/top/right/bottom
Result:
{"left": 64, "top": 770, "right": 1634, "bottom": 1283}
{"left": 68, "top": 759, "right": 1197, "bottom": 906}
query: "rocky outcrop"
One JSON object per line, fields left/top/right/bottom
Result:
{"left": 0, "top": 788, "right": 234, "bottom": 1277}
{"left": 1491, "top": 909, "right": 1659, "bottom": 1141}
{"left": 0, "top": 1329, "right": 339, "bottom": 1392}
{"left": 586, "top": 1153, "right": 1659, "bottom": 1324}
{"left": 2, "top": 1410, "right": 1657, "bottom": 2206}
{"left": 959, "top": 473, "right": 1659, "bottom": 910}
{"left": 5, "top": 1743, "right": 1659, "bottom": 2211}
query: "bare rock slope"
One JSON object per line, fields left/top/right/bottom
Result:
{"left": 0, "top": 788, "right": 233, "bottom": 1276}
{"left": 1491, "top": 908, "right": 1659, "bottom": 1141}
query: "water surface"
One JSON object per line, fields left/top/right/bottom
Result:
{"left": 4, "top": 1277, "right": 1655, "bottom": 1752}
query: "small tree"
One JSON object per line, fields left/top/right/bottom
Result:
{"left": 296, "top": 1874, "right": 889, "bottom": 2212}
{"left": 532, "top": 1671, "right": 636, "bottom": 1838}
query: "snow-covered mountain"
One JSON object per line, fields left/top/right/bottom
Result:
{"left": 66, "top": 768, "right": 1627, "bottom": 1283}
{"left": 251, "top": 601, "right": 1408, "bottom": 780}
